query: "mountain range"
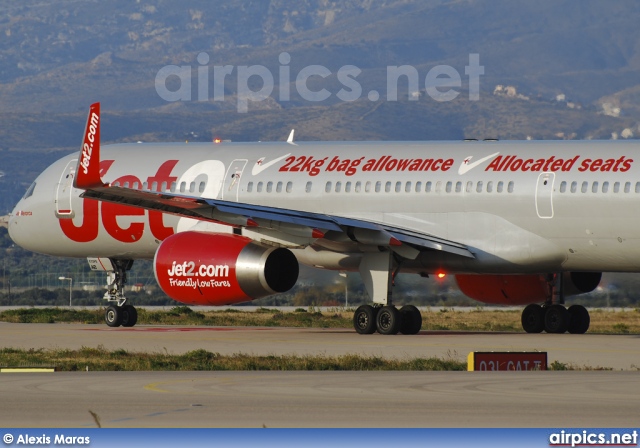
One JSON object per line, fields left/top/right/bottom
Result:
{"left": 2, "top": 0, "right": 640, "bottom": 213}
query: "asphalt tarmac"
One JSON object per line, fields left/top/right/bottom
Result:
{"left": 1, "top": 323, "right": 639, "bottom": 370}
{"left": 1, "top": 371, "right": 639, "bottom": 427}
{"left": 1, "top": 323, "right": 639, "bottom": 427}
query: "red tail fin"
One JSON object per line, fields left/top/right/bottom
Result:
{"left": 74, "top": 102, "right": 104, "bottom": 189}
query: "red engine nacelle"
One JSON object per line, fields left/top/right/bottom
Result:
{"left": 455, "top": 272, "right": 602, "bottom": 305}
{"left": 154, "top": 231, "right": 299, "bottom": 305}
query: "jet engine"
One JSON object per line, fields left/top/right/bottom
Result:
{"left": 455, "top": 272, "right": 602, "bottom": 305}
{"left": 154, "top": 231, "right": 299, "bottom": 305}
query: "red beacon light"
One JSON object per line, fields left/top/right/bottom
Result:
{"left": 213, "top": 138, "right": 222, "bottom": 144}
{"left": 436, "top": 271, "right": 446, "bottom": 279}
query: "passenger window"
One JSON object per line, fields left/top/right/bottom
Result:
{"left": 476, "top": 181, "right": 483, "bottom": 193}
{"left": 189, "top": 182, "right": 195, "bottom": 193}
{"left": 180, "top": 182, "right": 186, "bottom": 193}
{"left": 132, "top": 181, "right": 140, "bottom": 190}
{"left": 395, "top": 182, "right": 402, "bottom": 193}
{"left": 143, "top": 182, "right": 149, "bottom": 190}
{"left": 325, "top": 182, "right": 332, "bottom": 193}
{"left": 435, "top": 181, "right": 442, "bottom": 193}
{"left": 248, "top": 182, "right": 253, "bottom": 193}
{"left": 425, "top": 181, "right": 432, "bottom": 193}
{"left": 415, "top": 181, "right": 422, "bottom": 192}
{"left": 486, "top": 181, "right": 493, "bottom": 193}
{"left": 161, "top": 181, "right": 167, "bottom": 192}
{"left": 257, "top": 182, "right": 263, "bottom": 193}
{"left": 306, "top": 182, "right": 312, "bottom": 193}
{"left": 636, "top": 182, "right": 640, "bottom": 194}
{"left": 151, "top": 181, "right": 158, "bottom": 191}
{"left": 286, "top": 181, "right": 292, "bottom": 193}
{"left": 445, "top": 181, "right": 452, "bottom": 193}
{"left": 559, "top": 181, "right": 566, "bottom": 193}
{"left": 199, "top": 182, "right": 205, "bottom": 193}
{"left": 385, "top": 182, "right": 391, "bottom": 193}
{"left": 335, "top": 181, "right": 342, "bottom": 193}
{"left": 466, "top": 181, "right": 473, "bottom": 193}
{"left": 591, "top": 182, "right": 598, "bottom": 193}
{"left": 345, "top": 182, "right": 352, "bottom": 193}
{"left": 614, "top": 182, "right": 620, "bottom": 193}
{"left": 355, "top": 181, "right": 361, "bottom": 193}
{"left": 375, "top": 181, "right": 381, "bottom": 193}
{"left": 276, "top": 182, "right": 283, "bottom": 193}
{"left": 365, "top": 181, "right": 372, "bottom": 193}
{"left": 570, "top": 181, "right": 577, "bottom": 193}
{"left": 581, "top": 181, "right": 588, "bottom": 193}
{"left": 497, "top": 181, "right": 503, "bottom": 193}
{"left": 267, "top": 182, "right": 273, "bottom": 193}
{"left": 602, "top": 182, "right": 609, "bottom": 193}
{"left": 405, "top": 182, "right": 411, "bottom": 193}
{"left": 123, "top": 181, "right": 130, "bottom": 188}
{"left": 507, "top": 181, "right": 514, "bottom": 193}
{"left": 625, "top": 182, "right": 631, "bottom": 193}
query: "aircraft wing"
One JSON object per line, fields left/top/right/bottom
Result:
{"left": 80, "top": 184, "right": 474, "bottom": 259}
{"left": 74, "top": 103, "right": 474, "bottom": 260}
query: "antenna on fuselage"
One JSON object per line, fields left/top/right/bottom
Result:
{"left": 287, "top": 129, "right": 297, "bottom": 146}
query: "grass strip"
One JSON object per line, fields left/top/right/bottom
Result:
{"left": 0, "top": 347, "right": 467, "bottom": 371}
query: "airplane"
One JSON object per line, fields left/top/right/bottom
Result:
{"left": 7, "top": 102, "right": 633, "bottom": 335}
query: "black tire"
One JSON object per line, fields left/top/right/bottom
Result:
{"left": 376, "top": 306, "right": 401, "bottom": 335}
{"left": 399, "top": 305, "right": 422, "bottom": 335}
{"left": 105, "top": 305, "right": 123, "bottom": 327}
{"left": 521, "top": 304, "right": 545, "bottom": 333}
{"left": 121, "top": 305, "right": 138, "bottom": 327}
{"left": 353, "top": 305, "right": 377, "bottom": 334}
{"left": 567, "top": 304, "right": 590, "bottom": 334}
{"left": 544, "top": 304, "right": 569, "bottom": 334}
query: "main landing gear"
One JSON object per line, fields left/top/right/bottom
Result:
{"left": 102, "top": 259, "right": 138, "bottom": 328}
{"left": 353, "top": 304, "right": 422, "bottom": 335}
{"left": 352, "top": 250, "right": 423, "bottom": 335}
{"left": 520, "top": 274, "right": 590, "bottom": 334}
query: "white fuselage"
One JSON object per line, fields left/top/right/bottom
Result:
{"left": 9, "top": 139, "right": 640, "bottom": 274}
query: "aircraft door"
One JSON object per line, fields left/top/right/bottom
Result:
{"left": 222, "top": 159, "right": 248, "bottom": 202}
{"left": 535, "top": 172, "right": 555, "bottom": 219}
{"left": 55, "top": 160, "right": 77, "bottom": 218}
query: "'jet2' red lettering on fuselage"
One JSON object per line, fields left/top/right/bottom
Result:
{"left": 59, "top": 160, "right": 179, "bottom": 243}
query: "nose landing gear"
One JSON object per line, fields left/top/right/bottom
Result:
{"left": 88, "top": 258, "right": 138, "bottom": 328}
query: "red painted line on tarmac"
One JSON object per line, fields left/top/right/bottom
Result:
{"left": 82, "top": 327, "right": 276, "bottom": 332}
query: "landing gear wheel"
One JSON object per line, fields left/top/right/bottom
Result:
{"left": 105, "top": 305, "right": 123, "bottom": 328}
{"left": 567, "top": 304, "right": 590, "bottom": 334}
{"left": 399, "top": 305, "right": 422, "bottom": 335}
{"left": 376, "top": 306, "right": 401, "bottom": 335}
{"left": 353, "top": 305, "right": 377, "bottom": 334}
{"left": 544, "top": 304, "right": 569, "bottom": 334}
{"left": 121, "top": 305, "right": 138, "bottom": 327}
{"left": 521, "top": 304, "right": 545, "bottom": 333}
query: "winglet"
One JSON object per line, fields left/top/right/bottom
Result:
{"left": 74, "top": 102, "right": 105, "bottom": 189}
{"left": 287, "top": 129, "right": 296, "bottom": 145}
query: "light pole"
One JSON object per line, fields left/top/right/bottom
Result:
{"left": 59, "top": 276, "right": 72, "bottom": 307}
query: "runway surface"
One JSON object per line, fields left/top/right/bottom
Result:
{"left": 1, "top": 371, "right": 639, "bottom": 427}
{"left": 1, "top": 322, "right": 639, "bottom": 370}
{"left": 1, "top": 323, "right": 639, "bottom": 427}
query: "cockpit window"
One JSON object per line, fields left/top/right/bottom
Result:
{"left": 23, "top": 182, "right": 36, "bottom": 199}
